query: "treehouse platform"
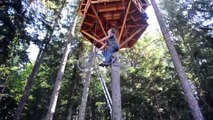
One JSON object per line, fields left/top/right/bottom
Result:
{"left": 79, "top": 0, "right": 149, "bottom": 49}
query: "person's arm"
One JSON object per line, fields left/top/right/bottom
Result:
{"left": 99, "top": 35, "right": 110, "bottom": 42}
{"left": 99, "top": 42, "right": 107, "bottom": 50}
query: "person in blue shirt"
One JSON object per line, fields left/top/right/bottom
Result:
{"left": 99, "top": 28, "right": 120, "bottom": 67}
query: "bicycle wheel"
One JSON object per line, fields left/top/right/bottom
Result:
{"left": 77, "top": 55, "right": 95, "bottom": 72}
{"left": 118, "top": 55, "right": 130, "bottom": 69}
{"left": 96, "top": 53, "right": 105, "bottom": 63}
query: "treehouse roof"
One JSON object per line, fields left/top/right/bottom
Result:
{"left": 79, "top": 0, "right": 149, "bottom": 49}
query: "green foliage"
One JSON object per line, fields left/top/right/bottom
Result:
{"left": 0, "top": 0, "right": 31, "bottom": 66}
{"left": 0, "top": 63, "right": 32, "bottom": 119}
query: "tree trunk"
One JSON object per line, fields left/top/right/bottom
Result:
{"left": 45, "top": 15, "right": 78, "bottom": 120}
{"left": 111, "top": 52, "right": 122, "bottom": 120}
{"left": 12, "top": 6, "right": 65, "bottom": 119}
{"left": 65, "top": 64, "right": 78, "bottom": 120}
{"left": 66, "top": 105, "right": 73, "bottom": 120}
{"left": 150, "top": 0, "right": 204, "bottom": 120}
{"left": 78, "top": 71, "right": 92, "bottom": 120}
{"left": 45, "top": 33, "right": 71, "bottom": 120}
{"left": 78, "top": 47, "right": 94, "bottom": 120}
{"left": 13, "top": 50, "right": 44, "bottom": 120}
{"left": 66, "top": 79, "right": 77, "bottom": 120}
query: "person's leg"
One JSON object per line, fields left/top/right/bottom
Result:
{"left": 102, "top": 49, "right": 107, "bottom": 62}
{"left": 104, "top": 47, "right": 114, "bottom": 64}
{"left": 100, "top": 46, "right": 117, "bottom": 66}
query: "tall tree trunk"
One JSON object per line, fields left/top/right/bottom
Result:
{"left": 13, "top": 40, "right": 48, "bottom": 120}
{"left": 150, "top": 0, "right": 204, "bottom": 120}
{"left": 78, "top": 71, "right": 92, "bottom": 120}
{"left": 66, "top": 41, "right": 84, "bottom": 120}
{"left": 66, "top": 65, "right": 78, "bottom": 120}
{"left": 45, "top": 15, "right": 78, "bottom": 120}
{"left": 111, "top": 53, "right": 122, "bottom": 120}
{"left": 12, "top": 2, "right": 65, "bottom": 119}
{"left": 78, "top": 47, "right": 94, "bottom": 120}
{"left": 66, "top": 105, "right": 73, "bottom": 120}
{"left": 91, "top": 89, "right": 96, "bottom": 120}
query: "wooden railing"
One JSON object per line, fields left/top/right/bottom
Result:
{"left": 132, "top": 0, "right": 149, "bottom": 12}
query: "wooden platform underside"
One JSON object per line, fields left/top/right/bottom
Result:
{"left": 79, "top": 0, "right": 149, "bottom": 48}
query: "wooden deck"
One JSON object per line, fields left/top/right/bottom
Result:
{"left": 79, "top": 0, "right": 149, "bottom": 49}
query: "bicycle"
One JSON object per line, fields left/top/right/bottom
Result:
{"left": 77, "top": 50, "right": 130, "bottom": 72}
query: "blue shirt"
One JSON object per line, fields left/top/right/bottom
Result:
{"left": 107, "top": 35, "right": 119, "bottom": 48}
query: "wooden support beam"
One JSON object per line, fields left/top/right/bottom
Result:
{"left": 120, "top": 26, "right": 146, "bottom": 48}
{"left": 103, "top": 13, "right": 120, "bottom": 19}
{"left": 104, "top": 13, "right": 120, "bottom": 20}
{"left": 130, "top": 15, "right": 142, "bottom": 23}
{"left": 118, "top": 24, "right": 146, "bottom": 28}
{"left": 81, "top": 0, "right": 92, "bottom": 19}
{"left": 97, "top": 33, "right": 104, "bottom": 38}
{"left": 78, "top": 0, "right": 85, "bottom": 14}
{"left": 81, "top": 30, "right": 104, "bottom": 45}
{"left": 130, "top": 15, "right": 137, "bottom": 22}
{"left": 130, "top": 8, "right": 137, "bottom": 14}
{"left": 98, "top": 7, "right": 125, "bottom": 12}
{"left": 91, "top": 5, "right": 107, "bottom": 36}
{"left": 118, "top": 1, "right": 131, "bottom": 43}
{"left": 84, "top": 22, "right": 93, "bottom": 26}
{"left": 91, "top": 31, "right": 99, "bottom": 38}
{"left": 81, "top": 30, "right": 98, "bottom": 41}
{"left": 87, "top": 13, "right": 96, "bottom": 18}
{"left": 126, "top": 17, "right": 131, "bottom": 21}
{"left": 135, "top": 16, "right": 142, "bottom": 21}
{"left": 105, "top": 17, "right": 120, "bottom": 20}
{"left": 91, "top": 0, "right": 122, "bottom": 4}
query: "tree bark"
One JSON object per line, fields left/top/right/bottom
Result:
{"left": 45, "top": 15, "right": 78, "bottom": 120}
{"left": 66, "top": 79, "right": 77, "bottom": 120}
{"left": 13, "top": 50, "right": 44, "bottom": 120}
{"left": 65, "top": 64, "right": 78, "bottom": 120}
{"left": 111, "top": 52, "right": 122, "bottom": 120}
{"left": 12, "top": 3, "right": 65, "bottom": 118}
{"left": 66, "top": 105, "right": 73, "bottom": 120}
{"left": 78, "top": 47, "right": 94, "bottom": 120}
{"left": 150, "top": 0, "right": 204, "bottom": 120}
{"left": 78, "top": 70, "right": 93, "bottom": 120}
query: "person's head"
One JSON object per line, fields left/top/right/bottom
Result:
{"left": 107, "top": 28, "right": 116, "bottom": 36}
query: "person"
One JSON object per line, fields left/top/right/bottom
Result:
{"left": 142, "top": 12, "right": 149, "bottom": 20}
{"left": 141, "top": 12, "right": 149, "bottom": 24}
{"left": 99, "top": 28, "right": 120, "bottom": 67}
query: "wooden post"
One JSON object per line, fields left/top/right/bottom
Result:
{"left": 91, "top": 5, "right": 107, "bottom": 36}
{"left": 120, "top": 26, "right": 146, "bottom": 48}
{"left": 118, "top": 1, "right": 131, "bottom": 43}
{"left": 111, "top": 52, "right": 122, "bottom": 120}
